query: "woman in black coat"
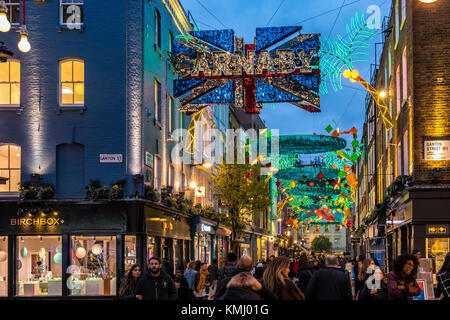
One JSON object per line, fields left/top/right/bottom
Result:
{"left": 358, "top": 267, "right": 388, "bottom": 300}
{"left": 118, "top": 264, "right": 143, "bottom": 300}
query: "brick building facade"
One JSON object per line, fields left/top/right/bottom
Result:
{"left": 353, "top": 0, "right": 450, "bottom": 275}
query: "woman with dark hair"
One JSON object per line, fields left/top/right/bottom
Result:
{"left": 387, "top": 254, "right": 421, "bottom": 300}
{"left": 436, "top": 253, "right": 450, "bottom": 300}
{"left": 119, "top": 264, "right": 143, "bottom": 299}
{"left": 262, "top": 256, "right": 305, "bottom": 300}
{"left": 356, "top": 259, "right": 374, "bottom": 298}
{"left": 358, "top": 267, "right": 388, "bottom": 300}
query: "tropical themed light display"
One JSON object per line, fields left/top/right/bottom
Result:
{"left": 319, "top": 12, "right": 393, "bottom": 130}
{"left": 275, "top": 125, "right": 364, "bottom": 229}
{"left": 172, "top": 27, "right": 321, "bottom": 114}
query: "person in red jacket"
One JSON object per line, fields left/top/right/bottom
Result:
{"left": 387, "top": 254, "right": 421, "bottom": 300}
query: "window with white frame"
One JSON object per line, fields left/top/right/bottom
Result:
{"left": 0, "top": 59, "right": 20, "bottom": 106}
{"left": 396, "top": 66, "right": 401, "bottom": 117}
{"left": 401, "top": 0, "right": 406, "bottom": 29}
{"left": 154, "top": 79, "right": 161, "bottom": 122}
{"left": 168, "top": 164, "right": 174, "bottom": 188}
{"left": 60, "top": 59, "right": 84, "bottom": 105}
{"left": 397, "top": 141, "right": 402, "bottom": 177}
{"left": 402, "top": 46, "right": 408, "bottom": 103}
{"left": 168, "top": 95, "right": 175, "bottom": 134}
{"left": 154, "top": 155, "right": 161, "bottom": 192}
{"left": 168, "top": 30, "right": 174, "bottom": 56}
{"left": 395, "top": 0, "right": 399, "bottom": 49}
{"left": 60, "top": 0, "right": 84, "bottom": 27}
{"left": 403, "top": 130, "right": 409, "bottom": 175}
{"left": 155, "top": 9, "right": 161, "bottom": 49}
{"left": 4, "top": 0, "right": 20, "bottom": 25}
{"left": 0, "top": 143, "right": 21, "bottom": 192}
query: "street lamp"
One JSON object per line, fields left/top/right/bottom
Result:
{"left": 379, "top": 90, "right": 387, "bottom": 98}
{"left": 189, "top": 181, "right": 197, "bottom": 189}
{"left": 0, "top": 0, "right": 11, "bottom": 32}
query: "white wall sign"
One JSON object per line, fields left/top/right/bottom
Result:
{"left": 201, "top": 223, "right": 212, "bottom": 233}
{"left": 99, "top": 154, "right": 123, "bottom": 163}
{"left": 145, "top": 152, "right": 154, "bottom": 168}
{"left": 195, "top": 186, "right": 205, "bottom": 197}
{"left": 424, "top": 140, "right": 450, "bottom": 160}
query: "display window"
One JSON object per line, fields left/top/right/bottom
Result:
{"left": 198, "top": 233, "right": 210, "bottom": 263}
{"left": 426, "top": 238, "right": 449, "bottom": 274}
{"left": 147, "top": 236, "right": 156, "bottom": 264}
{"left": 124, "top": 236, "right": 136, "bottom": 272}
{"left": 0, "top": 236, "right": 7, "bottom": 297}
{"left": 69, "top": 236, "right": 117, "bottom": 296}
{"left": 16, "top": 235, "right": 62, "bottom": 297}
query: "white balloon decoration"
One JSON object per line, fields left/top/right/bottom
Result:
{"left": 0, "top": 251, "right": 7, "bottom": 262}
{"left": 91, "top": 244, "right": 102, "bottom": 255}
{"left": 39, "top": 248, "right": 46, "bottom": 259}
{"left": 75, "top": 247, "right": 86, "bottom": 259}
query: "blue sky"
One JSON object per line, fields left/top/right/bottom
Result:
{"left": 180, "top": 0, "right": 390, "bottom": 142}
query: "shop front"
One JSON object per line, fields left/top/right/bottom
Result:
{"left": 0, "top": 200, "right": 130, "bottom": 299}
{"left": 191, "top": 216, "right": 217, "bottom": 264}
{"left": 214, "top": 225, "right": 231, "bottom": 268}
{"left": 144, "top": 202, "right": 191, "bottom": 275}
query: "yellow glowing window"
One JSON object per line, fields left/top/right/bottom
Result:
{"left": 0, "top": 60, "right": 20, "bottom": 105}
{"left": 60, "top": 59, "right": 84, "bottom": 105}
{"left": 0, "top": 144, "right": 21, "bottom": 192}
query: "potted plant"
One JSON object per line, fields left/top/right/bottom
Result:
{"left": 144, "top": 185, "right": 160, "bottom": 202}
{"left": 19, "top": 181, "right": 38, "bottom": 200}
{"left": 37, "top": 183, "right": 54, "bottom": 200}
{"left": 109, "top": 180, "right": 126, "bottom": 200}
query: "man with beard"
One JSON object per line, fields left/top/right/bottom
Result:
{"left": 136, "top": 257, "right": 177, "bottom": 300}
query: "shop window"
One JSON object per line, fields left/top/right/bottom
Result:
{"left": 69, "top": 236, "right": 117, "bottom": 296}
{"left": 16, "top": 236, "right": 62, "bottom": 297}
{"left": 168, "top": 95, "right": 175, "bottom": 134}
{"left": 0, "top": 59, "right": 20, "bottom": 106}
{"left": 0, "top": 236, "right": 7, "bottom": 297}
{"left": 60, "top": 0, "right": 84, "bottom": 27}
{"left": 0, "top": 143, "right": 20, "bottom": 192}
{"left": 426, "top": 238, "right": 449, "bottom": 274}
{"left": 154, "top": 78, "right": 161, "bottom": 122}
{"left": 155, "top": 9, "right": 161, "bottom": 49}
{"left": 124, "top": 236, "right": 136, "bottom": 271}
{"left": 60, "top": 59, "right": 84, "bottom": 106}
{"left": 147, "top": 236, "right": 156, "bottom": 263}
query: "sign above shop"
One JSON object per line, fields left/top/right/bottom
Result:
{"left": 99, "top": 154, "right": 123, "bottom": 163}
{"left": 424, "top": 140, "right": 450, "bottom": 160}
{"left": 427, "top": 225, "right": 448, "bottom": 235}
{"left": 10, "top": 217, "right": 64, "bottom": 227}
{"left": 201, "top": 223, "right": 212, "bottom": 233}
{"left": 145, "top": 152, "right": 154, "bottom": 168}
{"left": 195, "top": 186, "right": 205, "bottom": 197}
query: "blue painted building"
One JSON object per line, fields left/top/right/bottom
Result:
{"left": 0, "top": 0, "right": 204, "bottom": 298}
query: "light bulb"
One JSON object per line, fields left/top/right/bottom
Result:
{"left": 18, "top": 34, "right": 31, "bottom": 53}
{"left": 379, "top": 90, "right": 387, "bottom": 98}
{"left": 343, "top": 69, "right": 352, "bottom": 78}
{"left": 0, "top": 11, "right": 10, "bottom": 32}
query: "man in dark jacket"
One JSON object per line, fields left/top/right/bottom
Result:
{"left": 218, "top": 253, "right": 237, "bottom": 282}
{"left": 305, "top": 255, "right": 352, "bottom": 300}
{"left": 216, "top": 272, "right": 266, "bottom": 300}
{"left": 136, "top": 257, "right": 177, "bottom": 300}
{"left": 173, "top": 267, "right": 190, "bottom": 300}
{"left": 208, "top": 258, "right": 220, "bottom": 295}
{"left": 215, "top": 255, "right": 277, "bottom": 300}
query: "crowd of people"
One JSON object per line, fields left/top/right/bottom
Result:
{"left": 118, "top": 251, "right": 450, "bottom": 301}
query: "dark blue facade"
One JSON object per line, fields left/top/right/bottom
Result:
{"left": 0, "top": 0, "right": 183, "bottom": 198}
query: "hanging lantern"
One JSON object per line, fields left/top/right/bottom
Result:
{"left": 53, "top": 252, "right": 62, "bottom": 264}
{"left": 20, "top": 247, "right": 28, "bottom": 258}
{"left": 0, "top": 251, "right": 7, "bottom": 262}
{"left": 75, "top": 247, "right": 86, "bottom": 259}
{"left": 55, "top": 244, "right": 62, "bottom": 253}
{"left": 39, "top": 248, "right": 46, "bottom": 259}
